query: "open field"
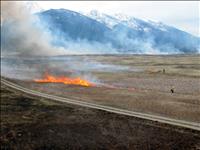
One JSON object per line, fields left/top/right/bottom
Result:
{"left": 1, "top": 83, "right": 200, "bottom": 149}
{"left": 6, "top": 54, "right": 200, "bottom": 123}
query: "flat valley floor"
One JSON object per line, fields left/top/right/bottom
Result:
{"left": 1, "top": 84, "right": 200, "bottom": 149}
{"left": 9, "top": 54, "right": 200, "bottom": 123}
{"left": 1, "top": 54, "right": 200, "bottom": 149}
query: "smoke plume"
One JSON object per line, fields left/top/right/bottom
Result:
{"left": 0, "top": 2, "right": 135, "bottom": 83}
{"left": 1, "top": 1, "right": 67, "bottom": 57}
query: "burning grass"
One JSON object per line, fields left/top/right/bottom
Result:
{"left": 34, "top": 73, "right": 94, "bottom": 87}
{"left": 2, "top": 55, "right": 200, "bottom": 123}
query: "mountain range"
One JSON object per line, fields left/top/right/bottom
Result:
{"left": 37, "top": 9, "right": 200, "bottom": 54}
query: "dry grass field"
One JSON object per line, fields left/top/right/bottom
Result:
{"left": 1, "top": 84, "right": 200, "bottom": 149}
{"left": 1, "top": 54, "right": 200, "bottom": 149}
{"left": 12, "top": 55, "right": 200, "bottom": 123}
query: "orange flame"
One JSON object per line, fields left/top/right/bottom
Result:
{"left": 34, "top": 73, "right": 94, "bottom": 87}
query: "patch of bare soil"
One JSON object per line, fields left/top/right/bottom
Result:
{"left": 1, "top": 84, "right": 200, "bottom": 150}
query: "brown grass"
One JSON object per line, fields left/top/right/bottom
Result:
{"left": 1, "top": 84, "right": 200, "bottom": 149}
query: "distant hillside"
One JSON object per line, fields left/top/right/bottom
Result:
{"left": 37, "top": 9, "right": 200, "bottom": 54}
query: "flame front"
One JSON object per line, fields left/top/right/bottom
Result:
{"left": 34, "top": 73, "right": 94, "bottom": 87}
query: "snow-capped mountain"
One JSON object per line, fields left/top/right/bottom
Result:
{"left": 84, "top": 10, "right": 121, "bottom": 29}
{"left": 85, "top": 10, "right": 173, "bottom": 32}
{"left": 85, "top": 10, "right": 143, "bottom": 30}
{"left": 37, "top": 9, "right": 200, "bottom": 54}
{"left": 83, "top": 10, "right": 167, "bottom": 31}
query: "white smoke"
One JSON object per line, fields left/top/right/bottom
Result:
{"left": 1, "top": 1, "right": 67, "bottom": 57}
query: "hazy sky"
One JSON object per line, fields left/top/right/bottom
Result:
{"left": 27, "top": 1, "right": 199, "bottom": 37}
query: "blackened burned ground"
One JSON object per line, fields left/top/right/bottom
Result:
{"left": 1, "top": 84, "right": 200, "bottom": 150}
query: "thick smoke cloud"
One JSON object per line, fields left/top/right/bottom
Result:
{"left": 1, "top": 1, "right": 67, "bottom": 57}
{"left": 1, "top": 3, "right": 123, "bottom": 82}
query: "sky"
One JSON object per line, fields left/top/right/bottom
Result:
{"left": 27, "top": 1, "right": 199, "bottom": 37}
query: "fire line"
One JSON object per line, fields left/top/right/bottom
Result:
{"left": 34, "top": 73, "right": 94, "bottom": 87}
